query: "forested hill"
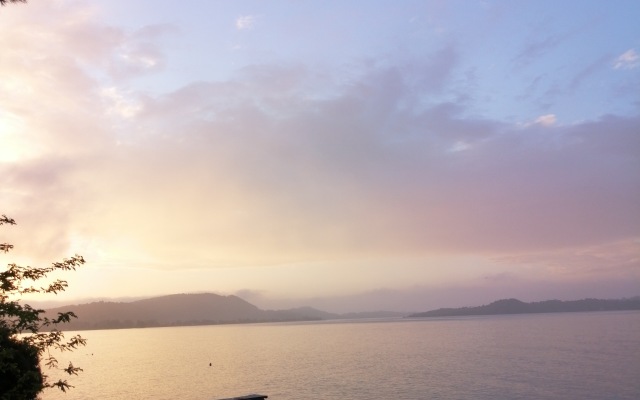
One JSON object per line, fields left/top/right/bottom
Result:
{"left": 408, "top": 297, "right": 640, "bottom": 318}
{"left": 44, "top": 293, "right": 317, "bottom": 330}
{"left": 43, "top": 293, "right": 405, "bottom": 331}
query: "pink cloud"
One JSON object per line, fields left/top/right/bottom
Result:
{"left": 1, "top": 3, "right": 637, "bottom": 300}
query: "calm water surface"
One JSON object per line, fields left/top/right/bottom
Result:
{"left": 41, "top": 311, "right": 640, "bottom": 400}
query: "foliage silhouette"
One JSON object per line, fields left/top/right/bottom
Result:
{"left": 1, "top": 215, "right": 86, "bottom": 398}
{"left": 0, "top": 0, "right": 26, "bottom": 6}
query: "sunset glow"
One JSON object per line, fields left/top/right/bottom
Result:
{"left": 1, "top": 0, "right": 638, "bottom": 312}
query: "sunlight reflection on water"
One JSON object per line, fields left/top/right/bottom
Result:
{"left": 41, "top": 311, "right": 640, "bottom": 400}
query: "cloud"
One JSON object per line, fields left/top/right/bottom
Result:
{"left": 1, "top": 2, "right": 638, "bottom": 286}
{"left": 512, "top": 16, "right": 594, "bottom": 71}
{"left": 236, "top": 15, "right": 257, "bottom": 30}
{"left": 614, "top": 49, "right": 639, "bottom": 70}
{"left": 567, "top": 55, "right": 609, "bottom": 91}
{"left": 533, "top": 113, "right": 556, "bottom": 126}
{"left": 101, "top": 87, "right": 143, "bottom": 118}
{"left": 3, "top": 42, "right": 640, "bottom": 269}
{"left": 29, "top": 65, "right": 634, "bottom": 268}
{"left": 106, "top": 25, "right": 174, "bottom": 79}
{"left": 514, "top": 33, "right": 566, "bottom": 68}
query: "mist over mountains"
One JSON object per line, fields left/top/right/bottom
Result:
{"left": 44, "top": 293, "right": 404, "bottom": 331}
{"left": 42, "top": 293, "right": 640, "bottom": 331}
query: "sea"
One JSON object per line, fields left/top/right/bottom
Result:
{"left": 40, "top": 310, "right": 640, "bottom": 400}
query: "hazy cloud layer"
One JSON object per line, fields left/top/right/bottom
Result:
{"left": 1, "top": 1, "right": 638, "bottom": 306}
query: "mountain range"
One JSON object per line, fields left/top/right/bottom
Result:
{"left": 44, "top": 293, "right": 404, "bottom": 331}
{"left": 407, "top": 297, "right": 640, "bottom": 318}
{"left": 42, "top": 294, "right": 640, "bottom": 331}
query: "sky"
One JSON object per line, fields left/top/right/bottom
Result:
{"left": 1, "top": 0, "right": 639, "bottom": 313}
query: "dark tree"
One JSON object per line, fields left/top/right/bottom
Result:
{"left": 0, "top": 328, "right": 43, "bottom": 399}
{"left": 1, "top": 215, "right": 87, "bottom": 398}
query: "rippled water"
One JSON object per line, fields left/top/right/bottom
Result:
{"left": 40, "top": 311, "right": 640, "bottom": 400}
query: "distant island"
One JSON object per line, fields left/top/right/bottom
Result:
{"left": 407, "top": 297, "right": 640, "bottom": 318}
{"left": 43, "top": 293, "right": 404, "bottom": 331}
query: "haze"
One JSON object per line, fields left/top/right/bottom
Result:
{"left": 1, "top": 0, "right": 638, "bottom": 313}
